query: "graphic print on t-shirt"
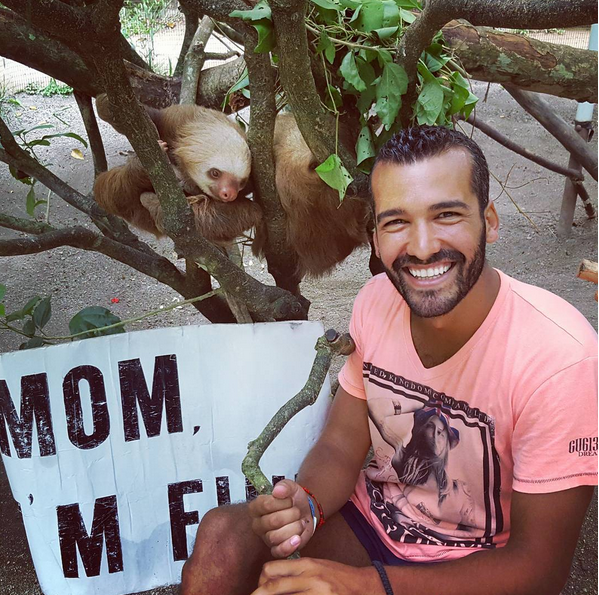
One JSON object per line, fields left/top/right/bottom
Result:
{"left": 363, "top": 363, "right": 503, "bottom": 549}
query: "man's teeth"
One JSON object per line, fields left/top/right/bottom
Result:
{"left": 408, "top": 264, "right": 451, "bottom": 278}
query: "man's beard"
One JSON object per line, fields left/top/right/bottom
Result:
{"left": 383, "top": 228, "right": 487, "bottom": 318}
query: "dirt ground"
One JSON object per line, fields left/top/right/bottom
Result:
{"left": 0, "top": 82, "right": 597, "bottom": 594}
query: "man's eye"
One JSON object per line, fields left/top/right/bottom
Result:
{"left": 437, "top": 211, "right": 459, "bottom": 219}
{"left": 383, "top": 218, "right": 406, "bottom": 228}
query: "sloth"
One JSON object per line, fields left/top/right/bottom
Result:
{"left": 93, "top": 95, "right": 261, "bottom": 246}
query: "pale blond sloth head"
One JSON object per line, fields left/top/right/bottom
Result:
{"left": 174, "top": 108, "right": 251, "bottom": 203}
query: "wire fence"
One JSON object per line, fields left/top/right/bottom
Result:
{"left": 0, "top": 18, "right": 593, "bottom": 96}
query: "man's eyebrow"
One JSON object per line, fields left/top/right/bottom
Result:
{"left": 376, "top": 208, "right": 405, "bottom": 224}
{"left": 430, "top": 200, "right": 470, "bottom": 212}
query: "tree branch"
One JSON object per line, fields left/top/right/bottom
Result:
{"left": 445, "top": 23, "right": 598, "bottom": 103}
{"left": 73, "top": 90, "right": 108, "bottom": 177}
{"left": 505, "top": 86, "right": 598, "bottom": 181}
{"left": 242, "top": 27, "right": 302, "bottom": 294}
{"left": 457, "top": 113, "right": 585, "bottom": 181}
{"left": 180, "top": 16, "right": 215, "bottom": 105}
{"left": 175, "top": 1, "right": 201, "bottom": 78}
{"left": 0, "top": 126, "right": 158, "bottom": 258}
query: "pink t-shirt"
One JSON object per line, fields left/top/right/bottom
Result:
{"left": 338, "top": 270, "right": 598, "bottom": 563}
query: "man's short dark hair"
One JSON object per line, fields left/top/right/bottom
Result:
{"left": 372, "top": 125, "right": 490, "bottom": 214}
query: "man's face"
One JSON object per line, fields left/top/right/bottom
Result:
{"left": 372, "top": 149, "right": 498, "bottom": 319}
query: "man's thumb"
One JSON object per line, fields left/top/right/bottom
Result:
{"left": 271, "top": 479, "right": 298, "bottom": 500}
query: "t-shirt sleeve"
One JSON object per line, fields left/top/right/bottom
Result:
{"left": 337, "top": 284, "right": 368, "bottom": 400}
{"left": 512, "top": 356, "right": 598, "bottom": 494}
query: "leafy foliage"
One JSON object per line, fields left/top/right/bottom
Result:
{"left": 0, "top": 285, "right": 124, "bottom": 349}
{"left": 3, "top": 119, "right": 87, "bottom": 217}
{"left": 229, "top": 0, "right": 479, "bottom": 199}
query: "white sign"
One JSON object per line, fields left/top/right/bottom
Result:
{"left": 0, "top": 322, "right": 331, "bottom": 595}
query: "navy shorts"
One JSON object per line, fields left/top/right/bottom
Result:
{"left": 339, "top": 501, "right": 426, "bottom": 566}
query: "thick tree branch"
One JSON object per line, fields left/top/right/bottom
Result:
{"left": 505, "top": 86, "right": 598, "bottom": 181}
{"left": 175, "top": 2, "right": 201, "bottom": 78}
{"left": 445, "top": 23, "right": 598, "bottom": 103}
{"left": 180, "top": 16, "right": 215, "bottom": 105}
{"left": 0, "top": 214, "right": 54, "bottom": 235}
{"left": 184, "top": 0, "right": 249, "bottom": 25}
{"left": 435, "top": 0, "right": 597, "bottom": 30}
{"left": 0, "top": 126, "right": 157, "bottom": 257}
{"left": 242, "top": 28, "right": 302, "bottom": 295}
{"left": 73, "top": 91, "right": 108, "bottom": 177}
{"left": 269, "top": 0, "right": 369, "bottom": 199}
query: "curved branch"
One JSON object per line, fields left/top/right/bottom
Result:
{"left": 73, "top": 91, "right": 108, "bottom": 177}
{"left": 0, "top": 131, "right": 157, "bottom": 258}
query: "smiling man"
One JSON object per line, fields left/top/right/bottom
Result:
{"left": 180, "top": 126, "right": 597, "bottom": 595}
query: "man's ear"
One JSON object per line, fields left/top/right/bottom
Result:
{"left": 484, "top": 201, "right": 499, "bottom": 244}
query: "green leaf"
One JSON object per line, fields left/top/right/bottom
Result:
{"left": 339, "top": 52, "right": 367, "bottom": 92}
{"left": 375, "top": 26, "right": 399, "bottom": 39}
{"left": 324, "top": 85, "right": 343, "bottom": 110}
{"left": 230, "top": 1, "right": 271, "bottom": 21}
{"left": 377, "top": 49, "right": 394, "bottom": 66}
{"left": 356, "top": 85, "right": 376, "bottom": 114}
{"left": 354, "top": 1, "right": 383, "bottom": 32}
{"left": 22, "top": 124, "right": 54, "bottom": 134}
{"left": 40, "top": 132, "right": 88, "bottom": 148}
{"left": 416, "top": 79, "right": 445, "bottom": 125}
{"left": 315, "top": 154, "right": 353, "bottom": 202}
{"left": 23, "top": 296, "right": 42, "bottom": 315}
{"left": 20, "top": 337, "right": 44, "bottom": 350}
{"left": 25, "top": 185, "right": 37, "bottom": 217}
{"left": 229, "top": 70, "right": 250, "bottom": 94}
{"left": 26, "top": 139, "right": 51, "bottom": 148}
{"left": 317, "top": 31, "right": 336, "bottom": 64}
{"left": 375, "top": 62, "right": 408, "bottom": 129}
{"left": 0, "top": 284, "right": 6, "bottom": 302}
{"left": 6, "top": 311, "right": 24, "bottom": 322}
{"left": 252, "top": 20, "right": 275, "bottom": 53}
{"left": 356, "top": 125, "right": 376, "bottom": 166}
{"left": 339, "top": 0, "right": 360, "bottom": 7}
{"left": 424, "top": 50, "right": 450, "bottom": 73}
{"left": 33, "top": 297, "right": 51, "bottom": 329}
{"left": 22, "top": 318, "right": 35, "bottom": 338}
{"left": 311, "top": 0, "right": 341, "bottom": 9}
{"left": 0, "top": 304, "right": 4, "bottom": 317}
{"left": 69, "top": 307, "right": 125, "bottom": 339}
{"left": 356, "top": 56, "right": 377, "bottom": 86}
{"left": 399, "top": 7, "right": 417, "bottom": 23}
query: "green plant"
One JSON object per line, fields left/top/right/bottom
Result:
{"left": 230, "top": 0, "right": 478, "bottom": 199}
{"left": 40, "top": 78, "right": 73, "bottom": 96}
{"left": 7, "top": 122, "right": 87, "bottom": 217}
{"left": 0, "top": 285, "right": 125, "bottom": 350}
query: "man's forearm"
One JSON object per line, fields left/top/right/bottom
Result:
{"left": 296, "top": 440, "right": 365, "bottom": 522}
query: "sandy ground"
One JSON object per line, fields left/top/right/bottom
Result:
{"left": 0, "top": 82, "right": 597, "bottom": 594}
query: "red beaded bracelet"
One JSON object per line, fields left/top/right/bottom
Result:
{"left": 301, "top": 486, "right": 326, "bottom": 529}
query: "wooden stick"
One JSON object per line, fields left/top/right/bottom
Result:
{"left": 505, "top": 86, "right": 598, "bottom": 182}
{"left": 573, "top": 182, "right": 597, "bottom": 219}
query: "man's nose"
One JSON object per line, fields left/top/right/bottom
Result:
{"left": 406, "top": 222, "right": 441, "bottom": 262}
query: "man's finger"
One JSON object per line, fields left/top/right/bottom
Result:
{"left": 272, "top": 479, "right": 299, "bottom": 500}
{"left": 249, "top": 494, "right": 293, "bottom": 518}
{"left": 252, "top": 575, "right": 311, "bottom": 594}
